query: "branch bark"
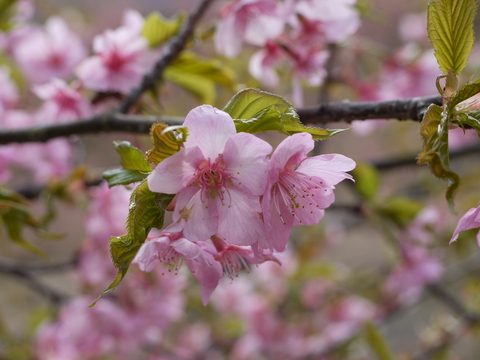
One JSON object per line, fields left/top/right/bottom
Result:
{"left": 0, "top": 95, "right": 443, "bottom": 145}
{"left": 118, "top": 0, "right": 216, "bottom": 113}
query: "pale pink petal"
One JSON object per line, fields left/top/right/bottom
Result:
{"left": 174, "top": 188, "right": 219, "bottom": 242}
{"left": 217, "top": 188, "right": 265, "bottom": 246}
{"left": 296, "top": 154, "right": 356, "bottom": 186}
{"left": 270, "top": 133, "right": 314, "bottom": 171}
{"left": 148, "top": 146, "right": 204, "bottom": 194}
{"left": 223, "top": 132, "right": 272, "bottom": 196}
{"left": 260, "top": 185, "right": 294, "bottom": 251}
{"left": 214, "top": 11, "right": 246, "bottom": 58}
{"left": 172, "top": 238, "right": 223, "bottom": 305}
{"left": 183, "top": 105, "right": 236, "bottom": 160}
{"left": 450, "top": 205, "right": 480, "bottom": 244}
{"left": 132, "top": 235, "right": 171, "bottom": 272}
{"left": 76, "top": 57, "right": 110, "bottom": 91}
{"left": 244, "top": 14, "right": 285, "bottom": 46}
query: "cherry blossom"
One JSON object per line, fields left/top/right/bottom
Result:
{"left": 295, "top": 0, "right": 360, "bottom": 44}
{"left": 383, "top": 242, "right": 444, "bottom": 304}
{"left": 261, "top": 132, "right": 355, "bottom": 251}
{"left": 450, "top": 203, "right": 480, "bottom": 246}
{"left": 34, "top": 79, "right": 93, "bottom": 124}
{"left": 133, "top": 231, "right": 223, "bottom": 305}
{"left": 214, "top": 0, "right": 286, "bottom": 58}
{"left": 36, "top": 297, "right": 137, "bottom": 360}
{"left": 12, "top": 17, "right": 86, "bottom": 83}
{"left": 148, "top": 105, "right": 272, "bottom": 246}
{"left": 76, "top": 18, "right": 156, "bottom": 93}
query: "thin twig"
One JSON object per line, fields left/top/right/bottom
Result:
{"left": 118, "top": 0, "right": 216, "bottom": 114}
{"left": 0, "top": 95, "right": 442, "bottom": 145}
{"left": 0, "top": 261, "right": 69, "bottom": 304}
{"left": 373, "top": 143, "right": 480, "bottom": 170}
{"left": 426, "top": 283, "right": 480, "bottom": 325}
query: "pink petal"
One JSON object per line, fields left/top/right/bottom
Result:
{"left": 450, "top": 205, "right": 480, "bottom": 244}
{"left": 296, "top": 154, "right": 356, "bottom": 186}
{"left": 132, "top": 235, "right": 171, "bottom": 272}
{"left": 183, "top": 105, "right": 236, "bottom": 160}
{"left": 148, "top": 145, "right": 204, "bottom": 194}
{"left": 214, "top": 11, "right": 246, "bottom": 58}
{"left": 223, "top": 132, "right": 272, "bottom": 196}
{"left": 172, "top": 238, "right": 223, "bottom": 305}
{"left": 270, "top": 133, "right": 314, "bottom": 171}
{"left": 217, "top": 188, "right": 265, "bottom": 246}
{"left": 173, "top": 187, "right": 219, "bottom": 242}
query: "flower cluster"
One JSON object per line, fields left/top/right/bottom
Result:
{"left": 215, "top": 0, "right": 361, "bottom": 105}
{"left": 133, "top": 105, "right": 355, "bottom": 304}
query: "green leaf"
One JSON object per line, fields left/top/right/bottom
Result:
{"left": 165, "top": 67, "right": 216, "bottom": 104}
{"left": 450, "top": 79, "right": 480, "bottom": 110}
{"left": 0, "top": 187, "right": 46, "bottom": 258}
{"left": 364, "top": 322, "right": 396, "bottom": 360}
{"left": 224, "top": 88, "right": 347, "bottom": 140}
{"left": 351, "top": 162, "right": 380, "bottom": 201}
{"left": 142, "top": 11, "right": 184, "bottom": 48}
{"left": 92, "top": 180, "right": 174, "bottom": 305}
{"left": 146, "top": 123, "right": 189, "bottom": 166}
{"left": 164, "top": 52, "right": 236, "bottom": 104}
{"left": 375, "top": 196, "right": 424, "bottom": 228}
{"left": 113, "top": 141, "right": 152, "bottom": 172}
{"left": 428, "top": 0, "right": 478, "bottom": 74}
{"left": 0, "top": 0, "right": 17, "bottom": 32}
{"left": 103, "top": 169, "right": 148, "bottom": 187}
{"left": 417, "top": 104, "right": 459, "bottom": 212}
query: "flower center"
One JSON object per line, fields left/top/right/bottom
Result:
{"left": 102, "top": 50, "right": 126, "bottom": 71}
{"left": 194, "top": 158, "right": 232, "bottom": 202}
{"left": 274, "top": 171, "right": 325, "bottom": 224}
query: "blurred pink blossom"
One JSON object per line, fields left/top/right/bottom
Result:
{"left": 295, "top": 0, "right": 360, "bottom": 43}
{"left": 13, "top": 17, "right": 86, "bottom": 83}
{"left": 398, "top": 12, "right": 428, "bottom": 44}
{"left": 0, "top": 67, "right": 19, "bottom": 111}
{"left": 261, "top": 132, "right": 355, "bottom": 251}
{"left": 76, "top": 19, "right": 156, "bottom": 93}
{"left": 215, "top": 0, "right": 286, "bottom": 58}
{"left": 307, "top": 296, "right": 377, "bottom": 354}
{"left": 34, "top": 79, "right": 93, "bottom": 123}
{"left": 383, "top": 242, "right": 444, "bottom": 304}
{"left": 36, "top": 297, "right": 137, "bottom": 360}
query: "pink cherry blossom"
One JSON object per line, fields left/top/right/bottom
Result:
{"left": 36, "top": 297, "right": 137, "bottom": 360}
{"left": 383, "top": 242, "right": 444, "bottom": 304}
{"left": 261, "top": 132, "right": 355, "bottom": 251}
{"left": 13, "top": 17, "right": 86, "bottom": 83}
{"left": 295, "top": 0, "right": 360, "bottom": 44}
{"left": 34, "top": 79, "right": 93, "bottom": 124}
{"left": 133, "top": 231, "right": 223, "bottom": 305}
{"left": 307, "top": 296, "right": 377, "bottom": 354}
{"left": 148, "top": 105, "right": 272, "bottom": 246}
{"left": 76, "top": 21, "right": 156, "bottom": 93}
{"left": 215, "top": 0, "right": 286, "bottom": 58}
{"left": 0, "top": 67, "right": 19, "bottom": 110}
{"left": 450, "top": 203, "right": 480, "bottom": 246}
{"left": 210, "top": 235, "right": 280, "bottom": 279}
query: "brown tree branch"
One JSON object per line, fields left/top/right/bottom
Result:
{"left": 118, "top": 0, "right": 216, "bottom": 114}
{"left": 0, "top": 95, "right": 443, "bottom": 145}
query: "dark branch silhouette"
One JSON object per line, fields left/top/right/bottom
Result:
{"left": 118, "top": 0, "right": 216, "bottom": 114}
{"left": 0, "top": 95, "right": 443, "bottom": 145}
